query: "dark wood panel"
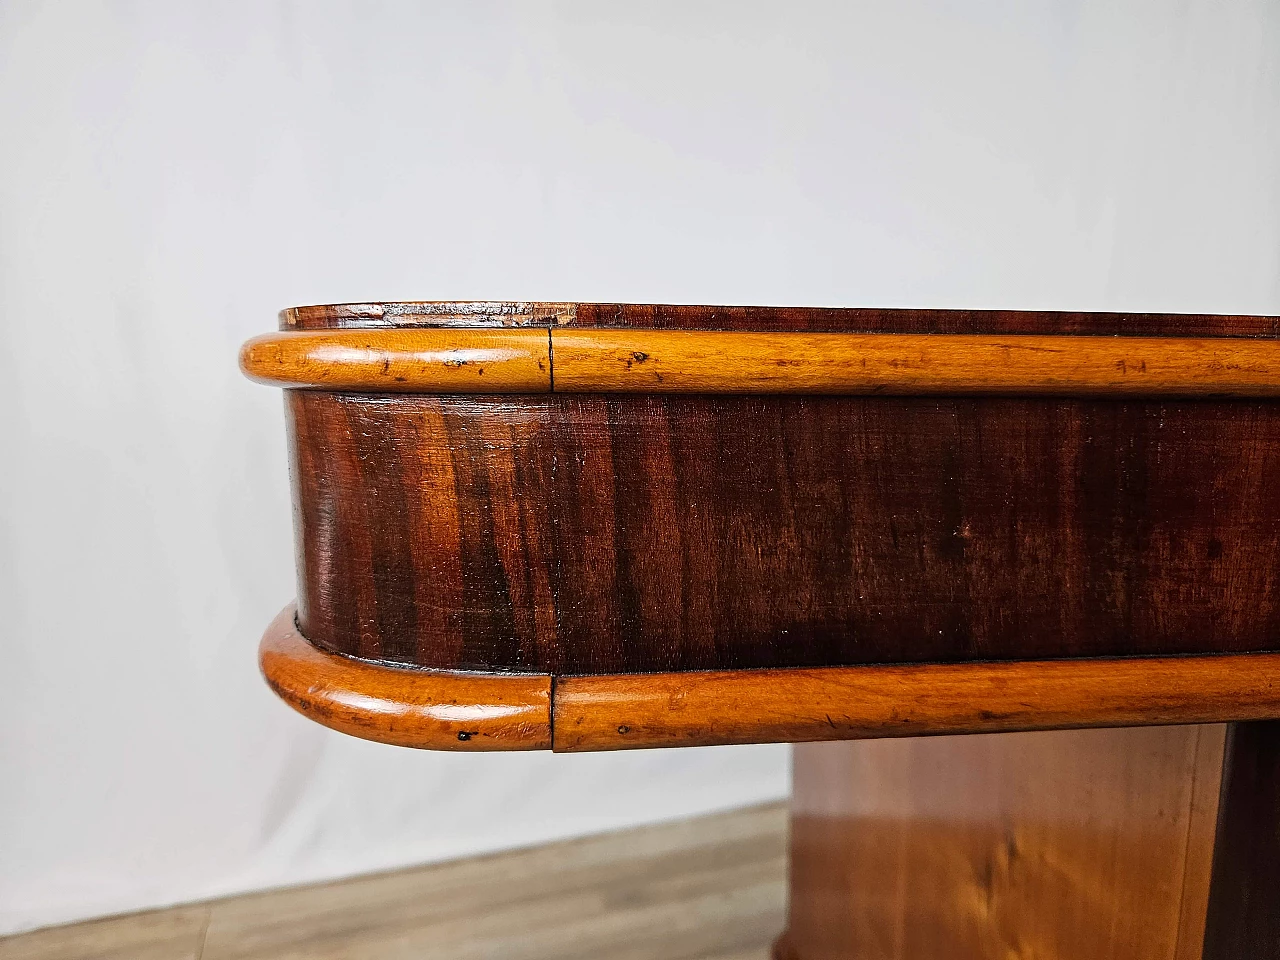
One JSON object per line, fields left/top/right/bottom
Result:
{"left": 1202, "top": 721, "right": 1280, "bottom": 960}
{"left": 570, "top": 302, "right": 1280, "bottom": 337}
{"left": 284, "top": 300, "right": 1280, "bottom": 338}
{"left": 289, "top": 390, "right": 1280, "bottom": 674}
{"left": 289, "top": 392, "right": 559, "bottom": 669}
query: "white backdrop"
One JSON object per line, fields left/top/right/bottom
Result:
{"left": 2, "top": 0, "right": 1278, "bottom": 936}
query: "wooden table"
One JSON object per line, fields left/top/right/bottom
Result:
{"left": 243, "top": 302, "right": 1280, "bottom": 960}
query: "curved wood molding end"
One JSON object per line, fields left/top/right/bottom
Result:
{"left": 259, "top": 605, "right": 552, "bottom": 750}
{"left": 240, "top": 329, "right": 551, "bottom": 393}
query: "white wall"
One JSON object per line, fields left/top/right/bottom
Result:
{"left": 1, "top": 0, "right": 1277, "bottom": 936}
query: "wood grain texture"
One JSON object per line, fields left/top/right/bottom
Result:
{"left": 258, "top": 604, "right": 551, "bottom": 750}
{"left": 0, "top": 908, "right": 211, "bottom": 960}
{"left": 1, "top": 805, "right": 785, "bottom": 960}
{"left": 203, "top": 804, "right": 784, "bottom": 960}
{"left": 246, "top": 327, "right": 1280, "bottom": 397}
{"left": 1201, "top": 721, "right": 1280, "bottom": 960}
{"left": 258, "top": 609, "right": 1280, "bottom": 750}
{"left": 554, "top": 329, "right": 1280, "bottom": 396}
{"left": 775, "top": 727, "right": 1226, "bottom": 960}
{"left": 257, "top": 303, "right": 1280, "bottom": 684}
{"left": 551, "top": 657, "right": 1280, "bottom": 751}
{"left": 240, "top": 329, "right": 550, "bottom": 392}
{"left": 1176, "top": 726, "right": 1230, "bottom": 960}
{"left": 289, "top": 389, "right": 1280, "bottom": 674}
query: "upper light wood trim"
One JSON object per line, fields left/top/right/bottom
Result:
{"left": 240, "top": 329, "right": 551, "bottom": 392}
{"left": 552, "top": 655, "right": 1280, "bottom": 752}
{"left": 552, "top": 330, "right": 1280, "bottom": 396}
{"left": 243, "top": 328, "right": 1280, "bottom": 396}
{"left": 259, "top": 604, "right": 552, "bottom": 750}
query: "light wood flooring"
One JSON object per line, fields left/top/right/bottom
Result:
{"left": 0, "top": 803, "right": 787, "bottom": 960}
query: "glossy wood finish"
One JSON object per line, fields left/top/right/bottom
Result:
{"left": 552, "top": 655, "right": 1280, "bottom": 751}
{"left": 258, "top": 604, "right": 551, "bottom": 750}
{"left": 248, "top": 327, "right": 1280, "bottom": 396}
{"left": 555, "top": 328, "right": 1280, "bottom": 396}
{"left": 240, "top": 329, "right": 551, "bottom": 392}
{"left": 258, "top": 614, "right": 1280, "bottom": 752}
{"left": 241, "top": 301, "right": 1280, "bottom": 958}
{"left": 776, "top": 726, "right": 1227, "bottom": 960}
{"left": 289, "top": 388, "right": 1280, "bottom": 674}
{"left": 1202, "top": 722, "right": 1280, "bottom": 960}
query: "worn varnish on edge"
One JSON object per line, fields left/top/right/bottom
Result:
{"left": 280, "top": 301, "right": 577, "bottom": 329}
{"left": 241, "top": 328, "right": 552, "bottom": 393}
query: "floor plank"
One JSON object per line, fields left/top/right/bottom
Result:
{"left": 0, "top": 803, "right": 786, "bottom": 960}
{"left": 0, "top": 907, "right": 210, "bottom": 960}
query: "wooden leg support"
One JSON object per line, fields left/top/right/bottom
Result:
{"left": 776, "top": 724, "right": 1280, "bottom": 960}
{"left": 1202, "top": 721, "right": 1280, "bottom": 959}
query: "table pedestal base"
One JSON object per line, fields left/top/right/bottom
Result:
{"left": 775, "top": 723, "right": 1280, "bottom": 960}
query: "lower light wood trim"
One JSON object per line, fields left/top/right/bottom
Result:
{"left": 552, "top": 655, "right": 1280, "bottom": 752}
{"left": 259, "top": 604, "right": 552, "bottom": 750}
{"left": 257, "top": 604, "right": 1280, "bottom": 753}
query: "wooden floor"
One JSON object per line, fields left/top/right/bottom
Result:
{"left": 0, "top": 803, "right": 786, "bottom": 960}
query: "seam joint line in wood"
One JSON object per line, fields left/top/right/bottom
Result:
{"left": 260, "top": 604, "right": 1280, "bottom": 753}
{"left": 240, "top": 328, "right": 1280, "bottom": 397}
